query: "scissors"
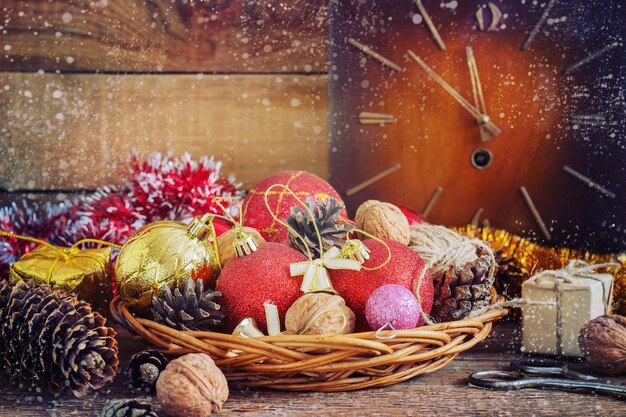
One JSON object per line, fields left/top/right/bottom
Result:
{"left": 469, "top": 358, "right": 626, "bottom": 400}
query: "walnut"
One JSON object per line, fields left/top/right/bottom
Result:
{"left": 285, "top": 293, "right": 355, "bottom": 336}
{"left": 216, "top": 226, "right": 265, "bottom": 265}
{"left": 355, "top": 200, "right": 410, "bottom": 245}
{"left": 156, "top": 353, "right": 229, "bottom": 417}
{"left": 578, "top": 314, "right": 626, "bottom": 375}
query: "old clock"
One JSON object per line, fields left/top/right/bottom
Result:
{"left": 329, "top": 0, "right": 626, "bottom": 252}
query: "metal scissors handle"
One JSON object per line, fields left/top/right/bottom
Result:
{"left": 469, "top": 359, "right": 626, "bottom": 400}
{"left": 510, "top": 358, "right": 597, "bottom": 381}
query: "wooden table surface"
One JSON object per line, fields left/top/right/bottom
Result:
{"left": 1, "top": 322, "right": 624, "bottom": 417}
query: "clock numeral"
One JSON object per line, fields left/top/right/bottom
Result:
{"left": 563, "top": 41, "right": 621, "bottom": 74}
{"left": 422, "top": 186, "right": 443, "bottom": 218}
{"left": 470, "top": 207, "right": 484, "bottom": 227}
{"left": 414, "top": 0, "right": 446, "bottom": 51}
{"left": 358, "top": 112, "right": 395, "bottom": 125}
{"left": 347, "top": 38, "right": 403, "bottom": 72}
{"left": 519, "top": 186, "right": 552, "bottom": 241}
{"left": 562, "top": 165, "right": 616, "bottom": 199}
{"left": 521, "top": 0, "right": 558, "bottom": 51}
{"left": 570, "top": 114, "right": 607, "bottom": 127}
{"left": 346, "top": 163, "right": 402, "bottom": 197}
{"left": 476, "top": 2, "right": 503, "bottom": 32}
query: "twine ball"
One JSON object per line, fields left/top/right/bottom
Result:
{"left": 285, "top": 292, "right": 355, "bottom": 336}
{"left": 355, "top": 200, "right": 411, "bottom": 245}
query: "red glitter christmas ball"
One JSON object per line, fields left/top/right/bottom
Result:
{"left": 216, "top": 242, "right": 307, "bottom": 332}
{"left": 331, "top": 238, "right": 434, "bottom": 331}
{"left": 241, "top": 171, "right": 346, "bottom": 243}
{"left": 396, "top": 204, "right": 429, "bottom": 227}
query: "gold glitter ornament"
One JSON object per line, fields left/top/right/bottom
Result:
{"left": 115, "top": 214, "right": 221, "bottom": 315}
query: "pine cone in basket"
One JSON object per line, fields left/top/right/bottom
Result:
{"left": 286, "top": 197, "right": 353, "bottom": 258}
{"left": 431, "top": 250, "right": 495, "bottom": 321}
{"left": 128, "top": 350, "right": 170, "bottom": 392}
{"left": 101, "top": 399, "right": 157, "bottom": 417}
{"left": 152, "top": 278, "right": 225, "bottom": 331}
{"left": 0, "top": 278, "right": 119, "bottom": 397}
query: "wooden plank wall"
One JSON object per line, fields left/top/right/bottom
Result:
{"left": 0, "top": 0, "right": 329, "bottom": 192}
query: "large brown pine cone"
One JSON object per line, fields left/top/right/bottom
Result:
{"left": 431, "top": 252, "right": 495, "bottom": 322}
{"left": 0, "top": 279, "right": 119, "bottom": 397}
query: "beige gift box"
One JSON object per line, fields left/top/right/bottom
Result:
{"left": 522, "top": 261, "right": 615, "bottom": 357}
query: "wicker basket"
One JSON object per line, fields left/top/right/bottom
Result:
{"left": 111, "top": 289, "right": 507, "bottom": 392}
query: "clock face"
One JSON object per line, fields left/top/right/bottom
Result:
{"left": 329, "top": 0, "right": 626, "bottom": 252}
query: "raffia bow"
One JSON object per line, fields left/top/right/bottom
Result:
{"left": 290, "top": 246, "right": 361, "bottom": 293}
{"left": 535, "top": 259, "right": 620, "bottom": 289}
{"left": 533, "top": 259, "right": 619, "bottom": 355}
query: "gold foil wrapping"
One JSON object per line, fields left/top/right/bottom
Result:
{"left": 9, "top": 244, "right": 112, "bottom": 314}
{"left": 456, "top": 225, "right": 626, "bottom": 315}
{"left": 115, "top": 215, "right": 221, "bottom": 315}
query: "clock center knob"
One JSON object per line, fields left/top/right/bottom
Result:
{"left": 470, "top": 148, "right": 493, "bottom": 170}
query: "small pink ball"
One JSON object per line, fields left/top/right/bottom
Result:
{"left": 365, "top": 284, "right": 421, "bottom": 331}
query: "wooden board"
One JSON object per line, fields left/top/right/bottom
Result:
{"left": 1, "top": 323, "right": 624, "bottom": 417}
{"left": 0, "top": 0, "right": 328, "bottom": 73}
{"left": 0, "top": 72, "right": 328, "bottom": 190}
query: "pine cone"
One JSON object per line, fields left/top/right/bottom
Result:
{"left": 101, "top": 399, "right": 157, "bottom": 417}
{"left": 152, "top": 278, "right": 224, "bottom": 331}
{"left": 128, "top": 350, "right": 170, "bottom": 391}
{"left": 431, "top": 252, "right": 496, "bottom": 321}
{"left": 0, "top": 279, "right": 119, "bottom": 397}
{"left": 286, "top": 197, "right": 353, "bottom": 258}
{"left": 493, "top": 248, "right": 526, "bottom": 298}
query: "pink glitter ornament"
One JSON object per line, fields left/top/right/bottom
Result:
{"left": 365, "top": 284, "right": 421, "bottom": 331}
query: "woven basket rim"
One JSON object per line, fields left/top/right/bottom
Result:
{"left": 110, "top": 287, "right": 507, "bottom": 391}
{"left": 110, "top": 287, "right": 506, "bottom": 341}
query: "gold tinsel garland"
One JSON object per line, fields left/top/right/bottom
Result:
{"left": 456, "top": 225, "right": 626, "bottom": 315}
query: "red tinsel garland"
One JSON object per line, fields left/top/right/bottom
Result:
{"left": 0, "top": 152, "right": 242, "bottom": 272}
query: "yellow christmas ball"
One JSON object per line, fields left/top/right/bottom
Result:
{"left": 115, "top": 214, "right": 221, "bottom": 315}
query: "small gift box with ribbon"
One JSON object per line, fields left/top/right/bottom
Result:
{"left": 2, "top": 230, "right": 116, "bottom": 315}
{"left": 522, "top": 260, "right": 618, "bottom": 357}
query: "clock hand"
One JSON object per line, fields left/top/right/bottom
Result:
{"left": 466, "top": 47, "right": 498, "bottom": 142}
{"left": 408, "top": 50, "right": 501, "bottom": 139}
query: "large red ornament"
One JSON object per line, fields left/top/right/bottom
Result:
{"left": 216, "top": 242, "right": 307, "bottom": 332}
{"left": 396, "top": 204, "right": 429, "bottom": 227}
{"left": 331, "top": 238, "right": 434, "bottom": 330}
{"left": 241, "top": 171, "right": 346, "bottom": 243}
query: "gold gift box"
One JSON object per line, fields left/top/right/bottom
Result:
{"left": 9, "top": 244, "right": 112, "bottom": 314}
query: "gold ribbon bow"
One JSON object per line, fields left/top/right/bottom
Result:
{"left": 339, "top": 238, "right": 371, "bottom": 264}
{"left": 290, "top": 246, "right": 361, "bottom": 293}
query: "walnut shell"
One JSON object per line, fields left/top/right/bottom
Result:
{"left": 217, "top": 227, "right": 265, "bottom": 265}
{"left": 156, "top": 353, "right": 229, "bottom": 417}
{"left": 579, "top": 314, "right": 626, "bottom": 375}
{"left": 285, "top": 293, "right": 355, "bottom": 336}
{"left": 355, "top": 200, "right": 410, "bottom": 245}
